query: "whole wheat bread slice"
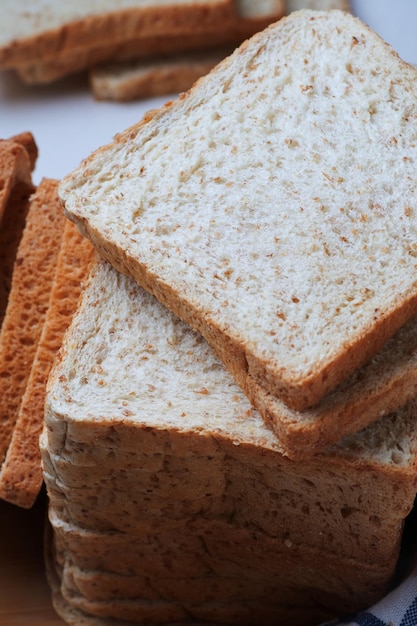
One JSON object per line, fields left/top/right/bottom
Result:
{"left": 61, "top": 10, "right": 417, "bottom": 454}
{"left": 0, "top": 219, "right": 95, "bottom": 508}
{"left": 0, "top": 179, "right": 66, "bottom": 473}
{"left": 0, "top": 0, "right": 236, "bottom": 68}
{"left": 15, "top": 0, "right": 284, "bottom": 85}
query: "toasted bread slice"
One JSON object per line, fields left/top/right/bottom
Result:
{"left": 0, "top": 134, "right": 37, "bottom": 328}
{"left": 0, "top": 139, "right": 33, "bottom": 222}
{"left": 0, "top": 219, "right": 95, "bottom": 507}
{"left": 60, "top": 10, "right": 417, "bottom": 453}
{"left": 0, "top": 179, "right": 66, "bottom": 472}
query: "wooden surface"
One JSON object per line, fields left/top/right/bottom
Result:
{"left": 0, "top": 489, "right": 65, "bottom": 625}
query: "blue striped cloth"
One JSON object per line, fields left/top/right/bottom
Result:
{"left": 322, "top": 569, "right": 417, "bottom": 626}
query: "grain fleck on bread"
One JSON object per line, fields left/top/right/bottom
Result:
{"left": 61, "top": 10, "right": 417, "bottom": 454}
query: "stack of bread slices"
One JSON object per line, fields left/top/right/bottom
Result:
{"left": 38, "top": 7, "right": 417, "bottom": 626}
{"left": 0, "top": 1, "right": 350, "bottom": 102}
{"left": 3, "top": 5, "right": 417, "bottom": 626}
{"left": 0, "top": 0, "right": 286, "bottom": 99}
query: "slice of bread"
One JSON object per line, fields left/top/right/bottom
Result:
{"left": 0, "top": 138, "right": 34, "bottom": 222}
{"left": 60, "top": 10, "right": 417, "bottom": 452}
{"left": 0, "top": 179, "right": 66, "bottom": 474}
{"left": 90, "top": 50, "right": 230, "bottom": 102}
{"left": 42, "top": 258, "right": 417, "bottom": 623}
{"left": 0, "top": 134, "right": 37, "bottom": 328}
{"left": 15, "top": 0, "right": 285, "bottom": 85}
{"left": 0, "top": 219, "right": 95, "bottom": 508}
{"left": 0, "top": 1, "right": 237, "bottom": 68}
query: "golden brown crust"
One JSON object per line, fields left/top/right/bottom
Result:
{"left": 0, "top": 182, "right": 33, "bottom": 329}
{"left": 0, "top": 179, "right": 66, "bottom": 475}
{"left": 0, "top": 2, "right": 237, "bottom": 68}
{"left": 0, "top": 220, "right": 95, "bottom": 508}
{"left": 0, "top": 140, "right": 33, "bottom": 222}
{"left": 8, "top": 131, "right": 39, "bottom": 171}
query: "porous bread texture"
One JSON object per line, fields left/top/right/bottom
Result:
{"left": 0, "top": 183, "right": 32, "bottom": 329}
{"left": 0, "top": 134, "right": 37, "bottom": 327}
{"left": 7, "top": 131, "right": 39, "bottom": 171}
{"left": 0, "top": 179, "right": 65, "bottom": 474}
{"left": 0, "top": 220, "right": 95, "bottom": 508}
{"left": 61, "top": 11, "right": 417, "bottom": 429}
{"left": 15, "top": 0, "right": 285, "bottom": 85}
{"left": 43, "top": 260, "right": 417, "bottom": 576}
{"left": 0, "top": 0, "right": 236, "bottom": 67}
{"left": 90, "top": 50, "right": 229, "bottom": 102}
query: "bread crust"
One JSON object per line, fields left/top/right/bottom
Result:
{"left": 0, "top": 135, "right": 37, "bottom": 327}
{"left": 0, "top": 179, "right": 65, "bottom": 474}
{"left": 90, "top": 50, "right": 229, "bottom": 102}
{"left": 0, "top": 1, "right": 237, "bottom": 68}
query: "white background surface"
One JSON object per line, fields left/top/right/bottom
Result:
{"left": 0, "top": 1, "right": 416, "bottom": 185}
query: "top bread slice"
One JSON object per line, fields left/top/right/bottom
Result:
{"left": 61, "top": 10, "right": 417, "bottom": 445}
{"left": 0, "top": 0, "right": 235, "bottom": 68}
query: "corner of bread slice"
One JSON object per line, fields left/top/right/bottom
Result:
{"left": 0, "top": 137, "right": 35, "bottom": 222}
{"left": 0, "top": 179, "right": 66, "bottom": 504}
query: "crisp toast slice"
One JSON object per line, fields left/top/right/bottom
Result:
{"left": 0, "top": 218, "right": 95, "bottom": 507}
{"left": 0, "top": 179, "right": 66, "bottom": 472}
